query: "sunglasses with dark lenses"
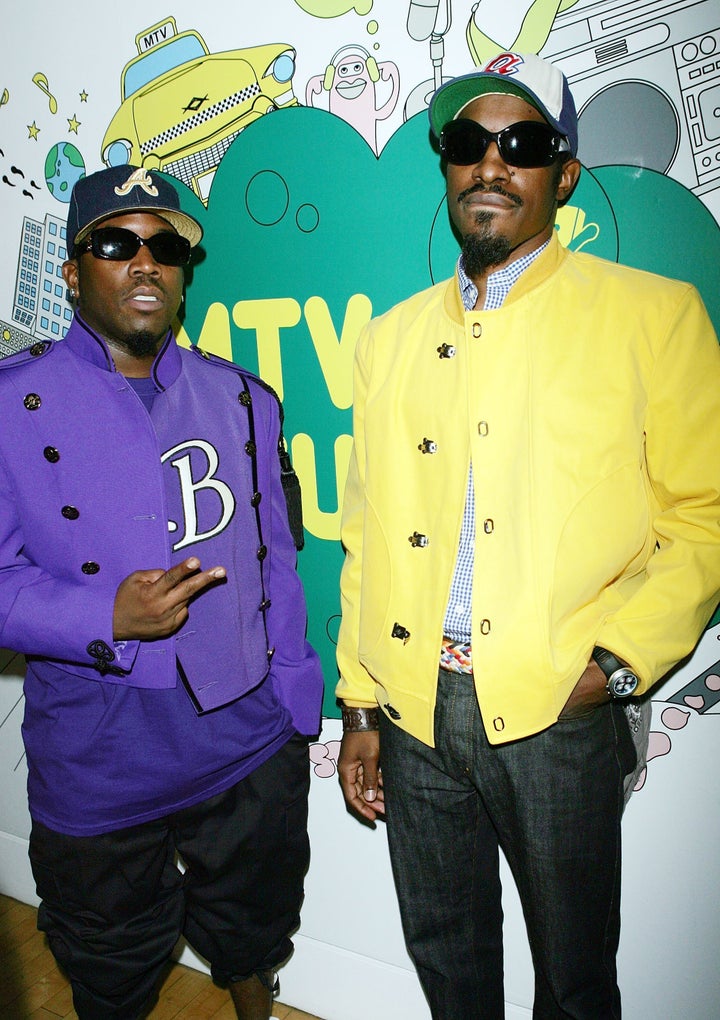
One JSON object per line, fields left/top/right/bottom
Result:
{"left": 440, "top": 118, "right": 571, "bottom": 169}
{"left": 74, "top": 226, "right": 192, "bottom": 266}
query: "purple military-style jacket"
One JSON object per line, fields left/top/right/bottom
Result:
{"left": 0, "top": 315, "right": 322, "bottom": 832}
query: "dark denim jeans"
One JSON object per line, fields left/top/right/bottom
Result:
{"left": 379, "top": 670, "right": 636, "bottom": 1020}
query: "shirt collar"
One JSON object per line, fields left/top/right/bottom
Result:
{"left": 458, "top": 238, "right": 550, "bottom": 312}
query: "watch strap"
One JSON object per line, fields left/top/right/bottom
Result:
{"left": 592, "top": 646, "right": 639, "bottom": 699}
{"left": 591, "top": 646, "right": 624, "bottom": 678}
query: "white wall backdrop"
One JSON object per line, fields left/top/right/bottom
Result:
{"left": 1, "top": 3, "right": 719, "bottom": 1018}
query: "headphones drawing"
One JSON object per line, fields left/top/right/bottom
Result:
{"left": 323, "top": 44, "right": 379, "bottom": 91}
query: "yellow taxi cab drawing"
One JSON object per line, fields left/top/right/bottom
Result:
{"left": 101, "top": 16, "right": 298, "bottom": 204}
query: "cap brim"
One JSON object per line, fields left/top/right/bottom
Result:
{"left": 430, "top": 75, "right": 545, "bottom": 137}
{"left": 74, "top": 206, "right": 203, "bottom": 249}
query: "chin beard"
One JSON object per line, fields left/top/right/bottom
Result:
{"left": 461, "top": 216, "right": 514, "bottom": 276}
{"left": 119, "top": 330, "right": 165, "bottom": 360}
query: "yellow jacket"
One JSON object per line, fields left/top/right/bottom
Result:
{"left": 336, "top": 235, "right": 720, "bottom": 746}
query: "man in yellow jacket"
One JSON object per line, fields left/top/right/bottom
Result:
{"left": 336, "top": 51, "right": 720, "bottom": 1019}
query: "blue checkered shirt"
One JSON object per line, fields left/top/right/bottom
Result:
{"left": 443, "top": 242, "right": 549, "bottom": 642}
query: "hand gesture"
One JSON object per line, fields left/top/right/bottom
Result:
{"left": 113, "top": 557, "right": 226, "bottom": 640}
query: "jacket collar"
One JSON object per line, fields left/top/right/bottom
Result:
{"left": 63, "top": 313, "right": 182, "bottom": 390}
{"left": 444, "top": 231, "right": 568, "bottom": 322}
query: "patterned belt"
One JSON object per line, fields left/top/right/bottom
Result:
{"left": 439, "top": 637, "right": 473, "bottom": 674}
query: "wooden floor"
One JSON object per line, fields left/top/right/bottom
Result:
{"left": 0, "top": 894, "right": 323, "bottom": 1020}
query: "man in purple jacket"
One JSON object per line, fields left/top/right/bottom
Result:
{"left": 0, "top": 165, "right": 323, "bottom": 1020}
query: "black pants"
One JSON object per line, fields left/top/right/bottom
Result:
{"left": 29, "top": 734, "right": 310, "bottom": 1020}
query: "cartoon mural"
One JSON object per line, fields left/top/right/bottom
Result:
{"left": 466, "top": 0, "right": 582, "bottom": 63}
{"left": 1, "top": 3, "right": 720, "bottom": 1019}
{"left": 305, "top": 42, "right": 400, "bottom": 153}
{"left": 102, "top": 16, "right": 299, "bottom": 203}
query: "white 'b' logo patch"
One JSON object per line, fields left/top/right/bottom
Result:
{"left": 161, "top": 440, "right": 235, "bottom": 551}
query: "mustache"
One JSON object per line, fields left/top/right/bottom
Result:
{"left": 125, "top": 276, "right": 167, "bottom": 296}
{"left": 456, "top": 182, "right": 523, "bottom": 207}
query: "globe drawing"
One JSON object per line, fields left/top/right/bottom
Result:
{"left": 44, "top": 142, "right": 85, "bottom": 203}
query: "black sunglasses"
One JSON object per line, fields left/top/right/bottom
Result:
{"left": 440, "top": 118, "right": 571, "bottom": 169}
{"left": 74, "top": 226, "right": 192, "bottom": 266}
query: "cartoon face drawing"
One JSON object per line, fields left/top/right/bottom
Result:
{"left": 327, "top": 50, "right": 376, "bottom": 101}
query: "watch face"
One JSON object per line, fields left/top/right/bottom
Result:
{"left": 610, "top": 669, "right": 639, "bottom": 698}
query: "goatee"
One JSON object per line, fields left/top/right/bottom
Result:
{"left": 462, "top": 221, "right": 514, "bottom": 276}
{"left": 456, "top": 183, "right": 523, "bottom": 276}
{"left": 119, "top": 330, "right": 164, "bottom": 360}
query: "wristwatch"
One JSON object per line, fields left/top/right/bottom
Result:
{"left": 592, "top": 647, "right": 639, "bottom": 699}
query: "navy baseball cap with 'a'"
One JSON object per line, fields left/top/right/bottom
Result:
{"left": 67, "top": 165, "right": 203, "bottom": 255}
{"left": 429, "top": 51, "right": 578, "bottom": 157}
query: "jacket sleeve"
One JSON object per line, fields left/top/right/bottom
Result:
{"left": 597, "top": 284, "right": 720, "bottom": 690}
{"left": 0, "top": 449, "right": 139, "bottom": 673}
{"left": 335, "top": 323, "right": 379, "bottom": 708}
